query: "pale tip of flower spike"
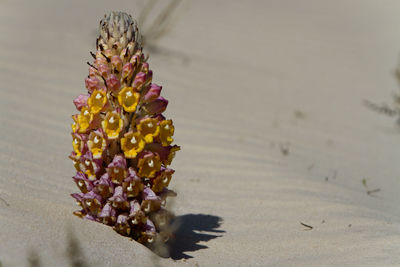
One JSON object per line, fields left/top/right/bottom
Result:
{"left": 109, "top": 117, "right": 115, "bottom": 123}
{"left": 95, "top": 93, "right": 102, "bottom": 99}
{"left": 94, "top": 136, "right": 100, "bottom": 144}
{"left": 99, "top": 11, "right": 141, "bottom": 50}
{"left": 130, "top": 136, "right": 136, "bottom": 144}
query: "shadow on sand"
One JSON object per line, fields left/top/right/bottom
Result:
{"left": 167, "top": 213, "right": 224, "bottom": 260}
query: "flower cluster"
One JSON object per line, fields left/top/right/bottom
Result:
{"left": 69, "top": 12, "right": 179, "bottom": 244}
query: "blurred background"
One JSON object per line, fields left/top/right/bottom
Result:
{"left": 1, "top": 0, "right": 400, "bottom": 266}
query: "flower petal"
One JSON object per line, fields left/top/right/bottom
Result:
{"left": 142, "top": 84, "right": 162, "bottom": 103}
{"left": 94, "top": 173, "right": 114, "bottom": 198}
{"left": 120, "top": 131, "right": 145, "bottom": 158}
{"left": 143, "top": 96, "right": 168, "bottom": 115}
{"left": 73, "top": 172, "right": 94, "bottom": 193}
{"left": 101, "top": 111, "right": 123, "bottom": 139}
{"left": 137, "top": 152, "right": 161, "bottom": 178}
{"left": 114, "top": 214, "right": 131, "bottom": 236}
{"left": 137, "top": 117, "right": 160, "bottom": 143}
{"left": 98, "top": 203, "right": 117, "bottom": 225}
{"left": 109, "top": 186, "right": 129, "bottom": 210}
{"left": 73, "top": 94, "right": 89, "bottom": 111}
{"left": 122, "top": 167, "right": 143, "bottom": 197}
{"left": 117, "top": 87, "right": 140, "bottom": 112}
{"left": 88, "top": 89, "right": 108, "bottom": 114}
{"left": 158, "top": 120, "right": 174, "bottom": 146}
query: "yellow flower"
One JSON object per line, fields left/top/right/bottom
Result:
{"left": 77, "top": 106, "right": 94, "bottom": 133}
{"left": 73, "top": 159, "right": 81, "bottom": 172}
{"left": 88, "top": 90, "right": 108, "bottom": 114}
{"left": 159, "top": 120, "right": 174, "bottom": 146}
{"left": 71, "top": 115, "right": 79, "bottom": 133}
{"left": 69, "top": 152, "right": 82, "bottom": 171}
{"left": 117, "top": 87, "right": 140, "bottom": 112}
{"left": 108, "top": 167, "right": 127, "bottom": 184}
{"left": 87, "top": 130, "right": 107, "bottom": 159}
{"left": 164, "top": 145, "right": 180, "bottom": 166}
{"left": 82, "top": 157, "right": 96, "bottom": 181}
{"left": 121, "top": 131, "right": 145, "bottom": 158}
{"left": 71, "top": 134, "right": 84, "bottom": 158}
{"left": 102, "top": 111, "right": 123, "bottom": 139}
{"left": 138, "top": 153, "right": 161, "bottom": 178}
{"left": 137, "top": 117, "right": 160, "bottom": 143}
{"left": 107, "top": 155, "right": 128, "bottom": 184}
{"left": 152, "top": 169, "right": 174, "bottom": 193}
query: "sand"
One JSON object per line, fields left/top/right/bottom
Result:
{"left": 1, "top": 0, "right": 400, "bottom": 266}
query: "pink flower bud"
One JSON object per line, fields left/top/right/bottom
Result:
{"left": 106, "top": 74, "right": 120, "bottom": 92}
{"left": 129, "top": 55, "right": 139, "bottom": 66}
{"left": 98, "top": 64, "right": 110, "bottom": 78}
{"left": 108, "top": 154, "right": 127, "bottom": 169}
{"left": 88, "top": 67, "right": 98, "bottom": 78}
{"left": 85, "top": 77, "right": 100, "bottom": 91}
{"left": 122, "top": 63, "right": 134, "bottom": 80}
{"left": 140, "top": 62, "right": 149, "bottom": 73}
{"left": 73, "top": 94, "right": 89, "bottom": 111}
{"left": 95, "top": 57, "right": 108, "bottom": 67}
{"left": 132, "top": 72, "right": 146, "bottom": 89}
{"left": 143, "top": 96, "right": 168, "bottom": 115}
{"left": 143, "top": 84, "right": 162, "bottom": 103}
{"left": 111, "top": 55, "right": 123, "bottom": 73}
{"left": 146, "top": 70, "right": 153, "bottom": 83}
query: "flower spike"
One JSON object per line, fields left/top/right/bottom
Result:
{"left": 69, "top": 11, "right": 180, "bottom": 244}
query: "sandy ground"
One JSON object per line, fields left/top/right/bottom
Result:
{"left": 1, "top": 0, "right": 400, "bottom": 266}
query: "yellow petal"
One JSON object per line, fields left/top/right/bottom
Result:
{"left": 121, "top": 132, "right": 145, "bottom": 159}
{"left": 137, "top": 118, "right": 160, "bottom": 143}
{"left": 78, "top": 107, "right": 92, "bottom": 133}
{"left": 159, "top": 120, "right": 174, "bottom": 146}
{"left": 102, "top": 112, "right": 123, "bottom": 139}
{"left": 88, "top": 90, "right": 107, "bottom": 114}
{"left": 118, "top": 87, "right": 140, "bottom": 112}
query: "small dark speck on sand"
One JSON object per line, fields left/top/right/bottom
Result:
{"left": 362, "top": 178, "right": 381, "bottom": 196}
{"left": 300, "top": 222, "right": 313, "bottom": 230}
{"left": 294, "top": 110, "right": 306, "bottom": 119}
{"left": 279, "top": 143, "right": 290, "bottom": 156}
{"left": 0, "top": 196, "right": 9, "bottom": 207}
